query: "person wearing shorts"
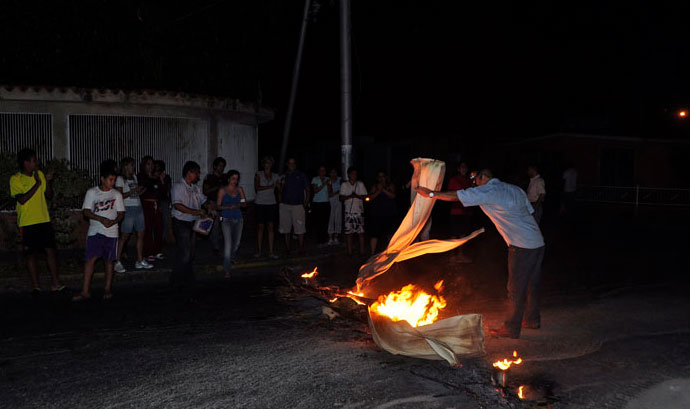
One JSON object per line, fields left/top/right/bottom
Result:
{"left": 73, "top": 161, "right": 125, "bottom": 301}
{"left": 339, "top": 166, "right": 368, "bottom": 256}
{"left": 277, "top": 158, "right": 309, "bottom": 255}
{"left": 10, "top": 148, "right": 64, "bottom": 293}
{"left": 115, "top": 157, "right": 153, "bottom": 272}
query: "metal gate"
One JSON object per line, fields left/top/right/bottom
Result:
{"left": 0, "top": 112, "right": 53, "bottom": 162}
{"left": 68, "top": 114, "right": 208, "bottom": 185}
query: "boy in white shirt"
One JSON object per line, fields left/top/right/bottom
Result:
{"left": 339, "top": 166, "right": 368, "bottom": 256}
{"left": 73, "top": 161, "right": 125, "bottom": 301}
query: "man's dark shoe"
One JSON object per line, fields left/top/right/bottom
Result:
{"left": 488, "top": 327, "right": 520, "bottom": 339}
{"left": 521, "top": 321, "right": 540, "bottom": 329}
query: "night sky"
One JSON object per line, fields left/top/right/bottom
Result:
{"left": 1, "top": 0, "right": 689, "bottom": 147}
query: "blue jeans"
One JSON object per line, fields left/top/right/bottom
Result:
{"left": 221, "top": 217, "right": 243, "bottom": 273}
{"left": 210, "top": 216, "right": 223, "bottom": 251}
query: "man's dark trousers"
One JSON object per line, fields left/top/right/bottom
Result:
{"left": 171, "top": 218, "right": 197, "bottom": 288}
{"left": 504, "top": 245, "right": 545, "bottom": 336}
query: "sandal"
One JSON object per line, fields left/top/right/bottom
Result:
{"left": 72, "top": 293, "right": 91, "bottom": 302}
{"left": 103, "top": 292, "right": 113, "bottom": 301}
{"left": 51, "top": 285, "right": 66, "bottom": 292}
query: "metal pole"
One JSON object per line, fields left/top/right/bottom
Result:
{"left": 339, "top": 0, "right": 353, "bottom": 179}
{"left": 279, "top": 0, "right": 311, "bottom": 172}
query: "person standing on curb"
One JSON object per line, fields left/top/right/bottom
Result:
{"left": 311, "top": 165, "right": 332, "bottom": 247}
{"left": 114, "top": 157, "right": 152, "bottom": 273}
{"left": 202, "top": 157, "right": 227, "bottom": 254}
{"left": 278, "top": 158, "right": 309, "bottom": 256}
{"left": 417, "top": 169, "right": 545, "bottom": 339}
{"left": 254, "top": 156, "right": 280, "bottom": 259}
{"left": 73, "top": 161, "right": 125, "bottom": 301}
{"left": 340, "top": 166, "right": 368, "bottom": 257}
{"left": 9, "top": 148, "right": 64, "bottom": 294}
{"left": 327, "top": 168, "right": 342, "bottom": 245}
{"left": 170, "top": 161, "right": 212, "bottom": 289}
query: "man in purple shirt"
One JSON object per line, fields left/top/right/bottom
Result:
{"left": 278, "top": 158, "right": 310, "bottom": 255}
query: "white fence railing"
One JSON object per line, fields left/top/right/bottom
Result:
{"left": 576, "top": 185, "right": 690, "bottom": 207}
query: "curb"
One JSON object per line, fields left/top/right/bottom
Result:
{"left": 0, "top": 252, "right": 339, "bottom": 289}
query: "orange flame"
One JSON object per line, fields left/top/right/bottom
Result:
{"left": 346, "top": 291, "right": 366, "bottom": 305}
{"left": 518, "top": 385, "right": 525, "bottom": 399}
{"left": 301, "top": 267, "right": 318, "bottom": 279}
{"left": 369, "top": 281, "right": 446, "bottom": 327}
{"left": 492, "top": 350, "right": 523, "bottom": 371}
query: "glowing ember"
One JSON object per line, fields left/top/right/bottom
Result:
{"left": 518, "top": 385, "right": 525, "bottom": 399}
{"left": 329, "top": 297, "right": 338, "bottom": 303}
{"left": 492, "top": 350, "right": 523, "bottom": 371}
{"left": 369, "top": 280, "right": 446, "bottom": 327}
{"left": 301, "top": 267, "right": 318, "bottom": 279}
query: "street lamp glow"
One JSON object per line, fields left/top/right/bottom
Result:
{"left": 679, "top": 110, "right": 687, "bottom": 118}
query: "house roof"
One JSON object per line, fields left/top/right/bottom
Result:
{"left": 0, "top": 85, "right": 274, "bottom": 123}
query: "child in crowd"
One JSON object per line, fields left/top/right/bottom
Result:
{"left": 73, "top": 161, "right": 125, "bottom": 301}
{"left": 114, "top": 157, "right": 152, "bottom": 272}
{"left": 9, "top": 148, "right": 64, "bottom": 293}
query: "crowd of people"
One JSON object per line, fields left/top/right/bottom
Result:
{"left": 9, "top": 147, "right": 577, "bottom": 313}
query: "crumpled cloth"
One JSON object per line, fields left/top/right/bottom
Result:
{"left": 358, "top": 158, "right": 485, "bottom": 364}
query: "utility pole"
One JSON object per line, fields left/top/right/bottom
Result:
{"left": 339, "top": 0, "right": 353, "bottom": 179}
{"left": 279, "top": 0, "right": 311, "bottom": 172}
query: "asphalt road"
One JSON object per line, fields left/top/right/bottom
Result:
{"left": 1, "top": 206, "right": 689, "bottom": 408}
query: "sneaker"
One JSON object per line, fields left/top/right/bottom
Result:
{"left": 327, "top": 239, "right": 334, "bottom": 246}
{"left": 146, "top": 255, "right": 156, "bottom": 262}
{"left": 135, "top": 260, "right": 154, "bottom": 269}
{"left": 114, "top": 261, "right": 126, "bottom": 273}
{"left": 268, "top": 253, "right": 279, "bottom": 260}
{"left": 155, "top": 253, "right": 165, "bottom": 260}
{"left": 333, "top": 238, "right": 340, "bottom": 245}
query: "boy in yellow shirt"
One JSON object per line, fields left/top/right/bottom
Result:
{"left": 9, "top": 149, "right": 63, "bottom": 294}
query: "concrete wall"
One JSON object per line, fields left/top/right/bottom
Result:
{"left": 217, "top": 120, "right": 258, "bottom": 201}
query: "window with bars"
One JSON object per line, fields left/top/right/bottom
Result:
{"left": 0, "top": 112, "right": 53, "bottom": 163}
{"left": 68, "top": 115, "right": 208, "bottom": 185}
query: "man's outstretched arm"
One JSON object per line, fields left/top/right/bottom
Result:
{"left": 416, "top": 186, "right": 459, "bottom": 201}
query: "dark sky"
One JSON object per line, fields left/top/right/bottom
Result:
{"left": 1, "top": 0, "right": 689, "bottom": 146}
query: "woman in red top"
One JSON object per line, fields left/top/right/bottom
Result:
{"left": 447, "top": 162, "right": 473, "bottom": 238}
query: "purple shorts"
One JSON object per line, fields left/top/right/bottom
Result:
{"left": 85, "top": 234, "right": 118, "bottom": 261}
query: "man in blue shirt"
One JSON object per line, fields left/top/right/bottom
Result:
{"left": 278, "top": 158, "right": 310, "bottom": 255}
{"left": 417, "top": 169, "right": 545, "bottom": 339}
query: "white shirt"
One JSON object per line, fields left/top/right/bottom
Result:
{"left": 563, "top": 168, "right": 578, "bottom": 193}
{"left": 171, "top": 178, "right": 207, "bottom": 222}
{"left": 82, "top": 187, "right": 125, "bottom": 238}
{"left": 526, "top": 174, "right": 546, "bottom": 203}
{"left": 255, "top": 171, "right": 280, "bottom": 205}
{"left": 339, "top": 180, "right": 367, "bottom": 214}
{"left": 456, "top": 178, "right": 544, "bottom": 249}
{"left": 115, "top": 175, "right": 141, "bottom": 207}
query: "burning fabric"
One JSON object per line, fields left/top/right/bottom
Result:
{"left": 357, "top": 158, "right": 485, "bottom": 365}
